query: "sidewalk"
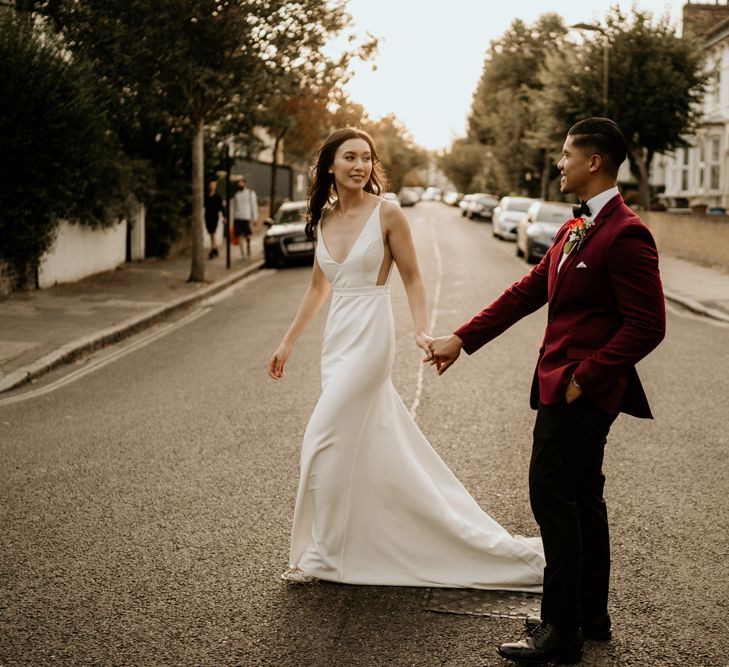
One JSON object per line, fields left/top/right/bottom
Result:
{"left": 659, "top": 254, "right": 729, "bottom": 322}
{"left": 0, "top": 237, "right": 265, "bottom": 393}
{"left": 0, "top": 244, "right": 726, "bottom": 394}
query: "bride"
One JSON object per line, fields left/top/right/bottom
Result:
{"left": 267, "top": 127, "right": 544, "bottom": 590}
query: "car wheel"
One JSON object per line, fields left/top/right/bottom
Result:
{"left": 516, "top": 243, "right": 524, "bottom": 258}
{"left": 525, "top": 243, "right": 537, "bottom": 264}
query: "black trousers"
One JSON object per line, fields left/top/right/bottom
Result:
{"left": 530, "top": 397, "right": 616, "bottom": 631}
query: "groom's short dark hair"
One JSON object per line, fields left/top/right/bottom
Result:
{"left": 568, "top": 117, "right": 627, "bottom": 177}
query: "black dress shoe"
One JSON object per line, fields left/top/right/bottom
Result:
{"left": 524, "top": 614, "right": 611, "bottom": 642}
{"left": 498, "top": 622, "right": 583, "bottom": 665}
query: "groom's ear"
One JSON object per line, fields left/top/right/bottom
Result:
{"left": 588, "top": 153, "right": 603, "bottom": 173}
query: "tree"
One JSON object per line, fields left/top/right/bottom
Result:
{"left": 437, "top": 139, "right": 486, "bottom": 193}
{"left": 0, "top": 13, "right": 130, "bottom": 287}
{"left": 531, "top": 7, "right": 707, "bottom": 208}
{"left": 45, "top": 0, "right": 353, "bottom": 282}
{"left": 364, "top": 115, "right": 428, "bottom": 192}
{"left": 467, "top": 14, "right": 567, "bottom": 197}
{"left": 256, "top": 35, "right": 377, "bottom": 211}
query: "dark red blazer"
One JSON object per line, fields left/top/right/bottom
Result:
{"left": 454, "top": 194, "right": 666, "bottom": 418}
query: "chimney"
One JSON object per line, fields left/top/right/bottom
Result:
{"left": 683, "top": 1, "right": 729, "bottom": 38}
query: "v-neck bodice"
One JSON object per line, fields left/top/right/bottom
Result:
{"left": 317, "top": 201, "right": 389, "bottom": 288}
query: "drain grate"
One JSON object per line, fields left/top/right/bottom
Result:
{"left": 422, "top": 588, "right": 541, "bottom": 618}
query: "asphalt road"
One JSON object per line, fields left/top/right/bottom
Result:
{"left": 1, "top": 202, "right": 727, "bottom": 667}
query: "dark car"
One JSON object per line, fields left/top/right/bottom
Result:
{"left": 515, "top": 200, "right": 573, "bottom": 263}
{"left": 263, "top": 200, "right": 314, "bottom": 268}
{"left": 466, "top": 193, "right": 499, "bottom": 221}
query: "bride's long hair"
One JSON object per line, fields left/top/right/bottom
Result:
{"left": 305, "top": 128, "right": 387, "bottom": 240}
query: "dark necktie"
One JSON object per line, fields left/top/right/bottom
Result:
{"left": 572, "top": 200, "right": 591, "bottom": 218}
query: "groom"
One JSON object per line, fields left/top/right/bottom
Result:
{"left": 429, "top": 118, "right": 665, "bottom": 665}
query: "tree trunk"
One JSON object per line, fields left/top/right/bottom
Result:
{"left": 629, "top": 145, "right": 652, "bottom": 211}
{"left": 540, "top": 148, "right": 551, "bottom": 201}
{"left": 269, "top": 127, "right": 288, "bottom": 215}
{"left": 189, "top": 120, "right": 205, "bottom": 283}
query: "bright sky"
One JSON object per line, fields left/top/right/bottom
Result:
{"left": 334, "top": 0, "right": 683, "bottom": 151}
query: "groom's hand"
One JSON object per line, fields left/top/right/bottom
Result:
{"left": 565, "top": 375, "right": 583, "bottom": 403}
{"left": 427, "top": 334, "right": 463, "bottom": 375}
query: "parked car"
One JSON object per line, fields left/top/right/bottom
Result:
{"left": 459, "top": 194, "right": 475, "bottom": 216}
{"left": 421, "top": 186, "right": 442, "bottom": 201}
{"left": 515, "top": 200, "right": 573, "bottom": 263}
{"left": 442, "top": 191, "right": 464, "bottom": 206}
{"left": 263, "top": 200, "right": 313, "bottom": 268}
{"left": 492, "top": 196, "right": 537, "bottom": 240}
{"left": 382, "top": 191, "right": 401, "bottom": 206}
{"left": 398, "top": 187, "right": 420, "bottom": 207}
{"left": 465, "top": 193, "right": 499, "bottom": 221}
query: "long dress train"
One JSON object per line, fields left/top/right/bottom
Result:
{"left": 288, "top": 201, "right": 544, "bottom": 591}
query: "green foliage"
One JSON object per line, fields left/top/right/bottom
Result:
{"left": 438, "top": 139, "right": 486, "bottom": 193}
{"left": 531, "top": 7, "right": 707, "bottom": 206}
{"left": 44, "top": 0, "right": 359, "bottom": 268}
{"left": 0, "top": 13, "right": 130, "bottom": 285}
{"left": 365, "top": 115, "right": 428, "bottom": 192}
{"left": 467, "top": 13, "right": 567, "bottom": 196}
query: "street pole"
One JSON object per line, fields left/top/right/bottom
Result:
{"left": 225, "top": 143, "right": 232, "bottom": 270}
{"left": 571, "top": 23, "right": 609, "bottom": 116}
{"left": 602, "top": 36, "right": 609, "bottom": 116}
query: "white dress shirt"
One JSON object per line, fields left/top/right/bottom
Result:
{"left": 557, "top": 186, "right": 619, "bottom": 273}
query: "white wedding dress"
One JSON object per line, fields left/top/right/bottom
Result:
{"left": 288, "top": 200, "right": 544, "bottom": 591}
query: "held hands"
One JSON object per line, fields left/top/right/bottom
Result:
{"left": 267, "top": 343, "right": 292, "bottom": 380}
{"left": 425, "top": 334, "right": 463, "bottom": 375}
{"left": 416, "top": 332, "right": 435, "bottom": 361}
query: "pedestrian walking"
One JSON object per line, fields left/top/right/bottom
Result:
{"left": 429, "top": 117, "right": 666, "bottom": 666}
{"left": 204, "top": 178, "right": 225, "bottom": 259}
{"left": 230, "top": 177, "right": 258, "bottom": 258}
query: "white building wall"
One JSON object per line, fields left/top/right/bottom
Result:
{"left": 661, "top": 28, "right": 729, "bottom": 209}
{"left": 38, "top": 220, "right": 127, "bottom": 288}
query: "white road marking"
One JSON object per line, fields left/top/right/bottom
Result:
{"left": 0, "top": 270, "right": 272, "bottom": 407}
{"left": 0, "top": 307, "right": 211, "bottom": 407}
{"left": 410, "top": 218, "right": 443, "bottom": 419}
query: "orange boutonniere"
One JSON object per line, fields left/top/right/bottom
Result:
{"left": 563, "top": 216, "right": 594, "bottom": 255}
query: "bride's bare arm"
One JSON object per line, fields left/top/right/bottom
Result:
{"left": 383, "top": 202, "right": 432, "bottom": 359}
{"left": 268, "top": 255, "right": 331, "bottom": 379}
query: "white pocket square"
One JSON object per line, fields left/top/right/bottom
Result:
{"left": 576, "top": 261, "right": 588, "bottom": 269}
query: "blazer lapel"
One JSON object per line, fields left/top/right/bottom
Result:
{"left": 550, "top": 193, "right": 623, "bottom": 303}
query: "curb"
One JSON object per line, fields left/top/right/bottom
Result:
{"left": 664, "top": 289, "right": 729, "bottom": 324}
{"left": 0, "top": 260, "right": 265, "bottom": 394}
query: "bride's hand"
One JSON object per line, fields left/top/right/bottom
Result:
{"left": 268, "top": 343, "right": 292, "bottom": 380}
{"left": 415, "top": 332, "right": 434, "bottom": 361}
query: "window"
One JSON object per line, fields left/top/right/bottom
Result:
{"left": 708, "top": 137, "right": 721, "bottom": 190}
{"left": 680, "top": 147, "right": 690, "bottom": 192}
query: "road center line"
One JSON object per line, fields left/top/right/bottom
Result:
{"left": 410, "top": 217, "right": 443, "bottom": 419}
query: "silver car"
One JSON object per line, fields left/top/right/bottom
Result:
{"left": 465, "top": 193, "right": 499, "bottom": 221}
{"left": 492, "top": 196, "right": 536, "bottom": 240}
{"left": 515, "top": 201, "right": 573, "bottom": 263}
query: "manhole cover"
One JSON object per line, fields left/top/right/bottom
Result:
{"left": 422, "top": 588, "right": 541, "bottom": 618}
